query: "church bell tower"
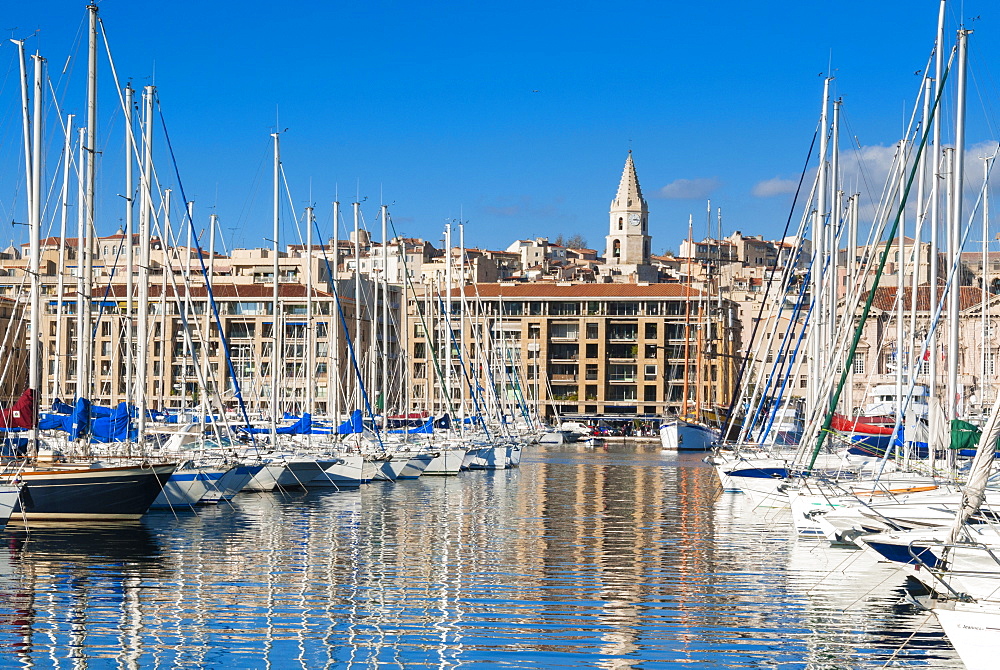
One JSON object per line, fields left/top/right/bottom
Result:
{"left": 605, "top": 151, "right": 653, "bottom": 274}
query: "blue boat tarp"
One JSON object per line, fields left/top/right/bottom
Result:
{"left": 38, "top": 414, "right": 64, "bottom": 430}
{"left": 69, "top": 397, "right": 91, "bottom": 441}
{"left": 243, "top": 413, "right": 334, "bottom": 435}
{"left": 337, "top": 410, "right": 364, "bottom": 435}
{"left": 434, "top": 414, "right": 451, "bottom": 430}
{"left": 389, "top": 417, "right": 434, "bottom": 434}
{"left": 91, "top": 402, "right": 136, "bottom": 442}
{"left": 51, "top": 399, "right": 74, "bottom": 415}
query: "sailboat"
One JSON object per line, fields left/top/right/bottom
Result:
{"left": 661, "top": 215, "right": 719, "bottom": 452}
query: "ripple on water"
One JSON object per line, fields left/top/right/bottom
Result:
{"left": 0, "top": 444, "right": 964, "bottom": 668}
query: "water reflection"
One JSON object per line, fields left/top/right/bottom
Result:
{"left": 0, "top": 443, "right": 963, "bottom": 668}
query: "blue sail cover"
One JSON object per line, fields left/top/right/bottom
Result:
{"left": 38, "top": 414, "right": 64, "bottom": 430}
{"left": 337, "top": 409, "right": 364, "bottom": 435}
{"left": 281, "top": 413, "right": 312, "bottom": 435}
{"left": 389, "top": 417, "right": 434, "bottom": 434}
{"left": 89, "top": 404, "right": 114, "bottom": 418}
{"left": 91, "top": 402, "right": 136, "bottom": 442}
{"left": 68, "top": 397, "right": 91, "bottom": 441}
{"left": 51, "top": 399, "right": 74, "bottom": 414}
{"left": 244, "top": 413, "right": 335, "bottom": 435}
{"left": 434, "top": 414, "right": 451, "bottom": 430}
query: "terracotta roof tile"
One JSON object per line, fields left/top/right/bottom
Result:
{"left": 867, "top": 285, "right": 985, "bottom": 312}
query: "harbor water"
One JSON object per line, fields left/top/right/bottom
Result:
{"left": 0, "top": 442, "right": 963, "bottom": 668}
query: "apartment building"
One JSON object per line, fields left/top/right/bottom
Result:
{"left": 405, "top": 283, "right": 741, "bottom": 421}
{"left": 0, "top": 233, "right": 404, "bottom": 419}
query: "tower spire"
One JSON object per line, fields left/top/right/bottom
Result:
{"left": 613, "top": 152, "right": 645, "bottom": 209}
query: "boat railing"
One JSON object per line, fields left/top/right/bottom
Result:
{"left": 908, "top": 538, "right": 1000, "bottom": 603}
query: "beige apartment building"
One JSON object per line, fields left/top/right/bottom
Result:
{"left": 405, "top": 282, "right": 741, "bottom": 421}
{"left": 0, "top": 234, "right": 404, "bottom": 418}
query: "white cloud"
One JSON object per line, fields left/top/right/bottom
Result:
{"left": 752, "top": 177, "right": 798, "bottom": 197}
{"left": 655, "top": 177, "right": 721, "bottom": 200}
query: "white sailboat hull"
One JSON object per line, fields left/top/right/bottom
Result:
{"left": 659, "top": 420, "right": 718, "bottom": 451}
{"left": 312, "top": 455, "right": 364, "bottom": 488}
{"left": 932, "top": 601, "right": 1000, "bottom": 670}
{"left": 423, "top": 449, "right": 464, "bottom": 475}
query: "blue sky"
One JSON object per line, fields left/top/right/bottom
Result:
{"left": 1, "top": 1, "right": 998, "bottom": 256}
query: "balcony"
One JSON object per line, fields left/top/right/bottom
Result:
{"left": 606, "top": 344, "right": 638, "bottom": 360}
{"left": 549, "top": 373, "right": 578, "bottom": 382}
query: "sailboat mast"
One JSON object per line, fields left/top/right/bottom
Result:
{"left": 306, "top": 206, "right": 314, "bottom": 432}
{"left": 948, "top": 29, "right": 969, "bottom": 420}
{"left": 136, "top": 85, "right": 154, "bottom": 439}
{"left": 830, "top": 98, "right": 842, "bottom": 406}
{"left": 352, "top": 200, "right": 361, "bottom": 410}
{"left": 82, "top": 3, "right": 98, "bottom": 400}
{"left": 459, "top": 221, "right": 467, "bottom": 419}
{"left": 75, "top": 127, "right": 87, "bottom": 401}
{"left": 445, "top": 222, "right": 452, "bottom": 415}
{"left": 381, "top": 204, "right": 389, "bottom": 413}
{"left": 929, "top": 0, "right": 946, "bottom": 409}
{"left": 53, "top": 113, "right": 74, "bottom": 401}
{"left": 271, "top": 131, "right": 280, "bottom": 435}
{"left": 682, "top": 214, "right": 692, "bottom": 417}
{"left": 983, "top": 155, "right": 992, "bottom": 405}
{"left": 29, "top": 52, "right": 43, "bottom": 442}
{"left": 897, "top": 140, "right": 907, "bottom": 421}
{"left": 124, "top": 85, "right": 135, "bottom": 409}
{"left": 204, "top": 213, "right": 216, "bottom": 433}
{"left": 332, "top": 200, "right": 340, "bottom": 423}
{"left": 810, "top": 77, "right": 831, "bottom": 415}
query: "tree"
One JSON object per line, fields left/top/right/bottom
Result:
{"left": 553, "top": 234, "right": 587, "bottom": 249}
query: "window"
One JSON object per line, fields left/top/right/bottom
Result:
{"left": 645, "top": 344, "right": 658, "bottom": 358}
{"left": 613, "top": 239, "right": 621, "bottom": 258}
{"left": 608, "top": 364, "right": 636, "bottom": 382}
{"left": 644, "top": 385, "right": 656, "bottom": 401}
{"left": 550, "top": 302, "right": 580, "bottom": 316}
{"left": 586, "top": 343, "right": 598, "bottom": 358}
{"left": 645, "top": 323, "right": 657, "bottom": 339}
{"left": 644, "top": 364, "right": 657, "bottom": 380}
{"left": 549, "top": 323, "right": 579, "bottom": 339}
{"left": 608, "top": 302, "right": 639, "bottom": 316}
{"left": 586, "top": 323, "right": 599, "bottom": 339}
{"left": 606, "top": 385, "right": 637, "bottom": 401}
{"left": 800, "top": 378, "right": 808, "bottom": 388}
{"left": 618, "top": 217, "right": 623, "bottom": 231}
{"left": 608, "top": 324, "right": 637, "bottom": 340}
{"left": 586, "top": 364, "right": 598, "bottom": 380}
{"left": 414, "top": 342, "right": 426, "bottom": 358}
{"left": 228, "top": 322, "right": 255, "bottom": 339}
